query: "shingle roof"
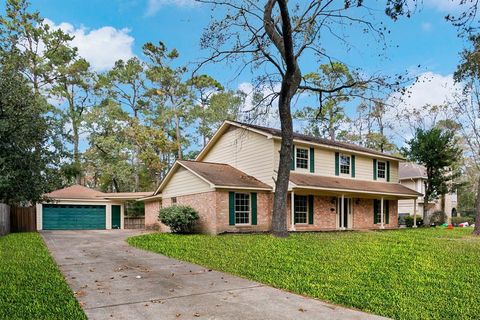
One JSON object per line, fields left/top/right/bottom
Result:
{"left": 44, "top": 185, "right": 153, "bottom": 200}
{"left": 230, "top": 121, "right": 402, "bottom": 160}
{"left": 178, "top": 160, "right": 272, "bottom": 190}
{"left": 44, "top": 185, "right": 106, "bottom": 199}
{"left": 289, "top": 173, "right": 421, "bottom": 197}
{"left": 399, "top": 162, "right": 427, "bottom": 180}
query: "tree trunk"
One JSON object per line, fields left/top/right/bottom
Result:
{"left": 473, "top": 178, "right": 480, "bottom": 235}
{"left": 72, "top": 120, "right": 81, "bottom": 185}
{"left": 174, "top": 112, "right": 183, "bottom": 160}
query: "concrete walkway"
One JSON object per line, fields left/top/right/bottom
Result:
{"left": 42, "top": 230, "right": 387, "bottom": 320}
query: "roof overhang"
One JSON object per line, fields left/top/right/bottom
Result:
{"left": 290, "top": 185, "right": 420, "bottom": 199}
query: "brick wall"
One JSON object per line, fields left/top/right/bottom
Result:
{"left": 287, "top": 195, "right": 338, "bottom": 231}
{"left": 353, "top": 198, "right": 398, "bottom": 229}
{"left": 144, "top": 200, "right": 164, "bottom": 231}
{"left": 215, "top": 191, "right": 273, "bottom": 234}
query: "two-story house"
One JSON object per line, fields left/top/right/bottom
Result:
{"left": 398, "top": 162, "right": 458, "bottom": 221}
{"left": 142, "top": 121, "right": 420, "bottom": 234}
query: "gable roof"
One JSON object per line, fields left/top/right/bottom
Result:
{"left": 399, "top": 162, "right": 427, "bottom": 180}
{"left": 196, "top": 120, "right": 402, "bottom": 161}
{"left": 154, "top": 160, "right": 272, "bottom": 195}
{"left": 44, "top": 185, "right": 106, "bottom": 199}
{"left": 289, "top": 173, "right": 421, "bottom": 198}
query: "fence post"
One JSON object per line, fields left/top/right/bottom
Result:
{"left": 0, "top": 204, "right": 10, "bottom": 236}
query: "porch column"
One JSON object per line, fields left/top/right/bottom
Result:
{"left": 413, "top": 198, "right": 417, "bottom": 228}
{"left": 291, "top": 191, "right": 295, "bottom": 231}
{"left": 340, "top": 194, "right": 345, "bottom": 230}
{"left": 380, "top": 197, "right": 385, "bottom": 229}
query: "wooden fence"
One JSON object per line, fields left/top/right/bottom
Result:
{"left": 124, "top": 217, "right": 145, "bottom": 229}
{"left": 0, "top": 204, "right": 10, "bottom": 236}
{"left": 11, "top": 206, "right": 36, "bottom": 232}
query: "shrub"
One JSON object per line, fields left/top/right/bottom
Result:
{"left": 451, "top": 216, "right": 475, "bottom": 226}
{"left": 428, "top": 211, "right": 448, "bottom": 226}
{"left": 404, "top": 215, "right": 423, "bottom": 227}
{"left": 159, "top": 205, "right": 199, "bottom": 234}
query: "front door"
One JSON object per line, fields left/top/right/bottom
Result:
{"left": 111, "top": 205, "right": 121, "bottom": 229}
{"left": 337, "top": 197, "right": 352, "bottom": 229}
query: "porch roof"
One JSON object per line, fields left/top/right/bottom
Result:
{"left": 289, "top": 173, "right": 421, "bottom": 198}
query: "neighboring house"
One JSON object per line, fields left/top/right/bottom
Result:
{"left": 142, "top": 121, "right": 420, "bottom": 234}
{"left": 398, "top": 162, "right": 458, "bottom": 221}
{"left": 36, "top": 185, "right": 152, "bottom": 230}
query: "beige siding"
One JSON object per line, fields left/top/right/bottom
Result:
{"left": 162, "top": 167, "right": 212, "bottom": 197}
{"left": 390, "top": 161, "right": 399, "bottom": 182}
{"left": 314, "top": 148, "right": 336, "bottom": 176}
{"left": 355, "top": 155, "right": 373, "bottom": 180}
{"left": 203, "top": 127, "right": 276, "bottom": 187}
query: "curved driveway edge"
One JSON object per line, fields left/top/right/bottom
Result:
{"left": 42, "top": 230, "right": 388, "bottom": 320}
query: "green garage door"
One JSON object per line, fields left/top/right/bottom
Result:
{"left": 43, "top": 204, "right": 106, "bottom": 230}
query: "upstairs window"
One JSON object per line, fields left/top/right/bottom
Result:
{"left": 234, "top": 193, "right": 250, "bottom": 225}
{"left": 296, "top": 147, "right": 309, "bottom": 170}
{"left": 377, "top": 161, "right": 386, "bottom": 179}
{"left": 340, "top": 154, "right": 350, "bottom": 175}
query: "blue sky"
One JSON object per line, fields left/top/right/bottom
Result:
{"left": 30, "top": 0, "right": 468, "bottom": 146}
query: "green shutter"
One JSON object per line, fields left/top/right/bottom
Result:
{"left": 290, "top": 145, "right": 295, "bottom": 171}
{"left": 335, "top": 152, "right": 340, "bottom": 176}
{"left": 373, "top": 159, "right": 377, "bottom": 180}
{"left": 251, "top": 192, "right": 257, "bottom": 225}
{"left": 229, "top": 192, "right": 235, "bottom": 225}
{"left": 386, "top": 161, "right": 390, "bottom": 182}
{"left": 309, "top": 147, "right": 315, "bottom": 173}
{"left": 373, "top": 199, "right": 379, "bottom": 224}
{"left": 385, "top": 200, "right": 390, "bottom": 224}
{"left": 351, "top": 155, "right": 356, "bottom": 178}
{"left": 308, "top": 195, "right": 314, "bottom": 224}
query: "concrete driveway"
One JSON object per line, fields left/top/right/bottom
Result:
{"left": 42, "top": 230, "right": 387, "bottom": 320}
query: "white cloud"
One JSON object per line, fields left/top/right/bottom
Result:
{"left": 423, "top": 0, "right": 463, "bottom": 12}
{"left": 44, "top": 19, "right": 135, "bottom": 71}
{"left": 386, "top": 72, "right": 462, "bottom": 141}
{"left": 421, "top": 22, "right": 433, "bottom": 32}
{"left": 146, "top": 0, "right": 197, "bottom": 16}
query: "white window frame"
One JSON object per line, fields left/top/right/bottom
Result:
{"left": 377, "top": 161, "right": 386, "bottom": 180}
{"left": 339, "top": 154, "right": 351, "bottom": 176}
{"left": 294, "top": 195, "right": 309, "bottom": 225}
{"left": 295, "top": 146, "right": 309, "bottom": 170}
{"left": 234, "top": 192, "right": 251, "bottom": 225}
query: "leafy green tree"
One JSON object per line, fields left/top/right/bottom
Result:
{"left": 296, "top": 63, "right": 357, "bottom": 140}
{"left": 98, "top": 58, "right": 148, "bottom": 191}
{"left": 51, "top": 58, "right": 95, "bottom": 184}
{"left": 0, "top": 0, "right": 75, "bottom": 94}
{"left": 143, "top": 42, "right": 192, "bottom": 160}
{"left": 0, "top": 66, "right": 63, "bottom": 204}
{"left": 402, "top": 127, "right": 462, "bottom": 221}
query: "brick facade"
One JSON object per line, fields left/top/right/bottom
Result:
{"left": 153, "top": 191, "right": 399, "bottom": 234}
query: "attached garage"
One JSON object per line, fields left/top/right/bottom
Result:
{"left": 37, "top": 185, "right": 152, "bottom": 231}
{"left": 42, "top": 204, "right": 106, "bottom": 230}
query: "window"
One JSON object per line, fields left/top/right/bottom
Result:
{"left": 340, "top": 154, "right": 350, "bottom": 174}
{"left": 234, "top": 193, "right": 250, "bottom": 224}
{"left": 377, "top": 161, "right": 386, "bottom": 179}
{"left": 294, "top": 195, "right": 308, "bottom": 224}
{"left": 171, "top": 197, "right": 177, "bottom": 204}
{"left": 296, "top": 147, "right": 309, "bottom": 169}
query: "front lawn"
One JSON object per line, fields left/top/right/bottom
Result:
{"left": 0, "top": 233, "right": 86, "bottom": 319}
{"left": 128, "top": 228, "right": 480, "bottom": 320}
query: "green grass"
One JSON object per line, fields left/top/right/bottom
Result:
{"left": 0, "top": 233, "right": 86, "bottom": 320}
{"left": 128, "top": 228, "right": 480, "bottom": 320}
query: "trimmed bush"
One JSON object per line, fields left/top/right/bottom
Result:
{"left": 428, "top": 211, "right": 448, "bottom": 226}
{"left": 451, "top": 216, "right": 475, "bottom": 226}
{"left": 159, "top": 205, "right": 199, "bottom": 234}
{"left": 404, "top": 215, "right": 423, "bottom": 227}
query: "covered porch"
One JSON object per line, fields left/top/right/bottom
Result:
{"left": 286, "top": 173, "right": 422, "bottom": 231}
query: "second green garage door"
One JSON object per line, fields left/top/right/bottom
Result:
{"left": 43, "top": 204, "right": 106, "bottom": 230}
